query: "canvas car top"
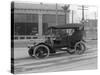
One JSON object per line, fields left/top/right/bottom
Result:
{"left": 48, "top": 23, "right": 84, "bottom": 29}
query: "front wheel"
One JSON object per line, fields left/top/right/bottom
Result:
{"left": 34, "top": 45, "right": 50, "bottom": 59}
{"left": 74, "top": 41, "right": 86, "bottom": 55}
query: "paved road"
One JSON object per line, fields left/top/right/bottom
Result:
{"left": 13, "top": 40, "right": 97, "bottom": 74}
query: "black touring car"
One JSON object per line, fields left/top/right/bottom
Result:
{"left": 28, "top": 23, "right": 86, "bottom": 59}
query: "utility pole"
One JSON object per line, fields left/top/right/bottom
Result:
{"left": 56, "top": 3, "right": 58, "bottom": 25}
{"left": 94, "top": 12, "right": 97, "bottom": 20}
{"left": 82, "top": 5, "right": 85, "bottom": 21}
{"left": 72, "top": 10, "right": 74, "bottom": 23}
{"left": 78, "top": 5, "right": 88, "bottom": 23}
{"left": 62, "top": 4, "right": 70, "bottom": 24}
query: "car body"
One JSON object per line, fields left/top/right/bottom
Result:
{"left": 28, "top": 23, "right": 86, "bottom": 59}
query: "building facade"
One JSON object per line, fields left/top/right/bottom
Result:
{"left": 12, "top": 2, "right": 70, "bottom": 39}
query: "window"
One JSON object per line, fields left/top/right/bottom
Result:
{"left": 14, "top": 14, "right": 38, "bottom": 35}
{"left": 14, "top": 23, "right": 25, "bottom": 35}
{"left": 42, "top": 23, "right": 48, "bottom": 35}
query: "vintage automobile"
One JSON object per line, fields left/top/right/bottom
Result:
{"left": 28, "top": 23, "right": 86, "bottom": 59}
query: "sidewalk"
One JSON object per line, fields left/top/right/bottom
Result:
{"left": 13, "top": 48, "right": 29, "bottom": 59}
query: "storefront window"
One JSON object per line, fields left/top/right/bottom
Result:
{"left": 14, "top": 14, "right": 38, "bottom": 35}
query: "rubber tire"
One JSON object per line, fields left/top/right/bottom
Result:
{"left": 74, "top": 41, "right": 86, "bottom": 55}
{"left": 34, "top": 45, "right": 50, "bottom": 59}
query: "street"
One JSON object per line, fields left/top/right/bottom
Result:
{"left": 13, "top": 40, "right": 97, "bottom": 74}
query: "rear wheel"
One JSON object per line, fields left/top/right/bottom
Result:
{"left": 34, "top": 45, "right": 50, "bottom": 59}
{"left": 74, "top": 41, "right": 86, "bottom": 55}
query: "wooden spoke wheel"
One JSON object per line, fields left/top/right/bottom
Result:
{"left": 74, "top": 41, "right": 86, "bottom": 55}
{"left": 34, "top": 45, "right": 50, "bottom": 59}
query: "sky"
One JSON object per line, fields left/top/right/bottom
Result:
{"left": 41, "top": 3, "right": 98, "bottom": 23}
{"left": 58, "top": 4, "right": 98, "bottom": 23}
{"left": 69, "top": 5, "right": 98, "bottom": 23}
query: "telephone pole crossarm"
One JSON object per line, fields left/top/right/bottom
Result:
{"left": 78, "top": 5, "right": 88, "bottom": 23}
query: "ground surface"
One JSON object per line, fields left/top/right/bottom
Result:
{"left": 13, "top": 39, "right": 97, "bottom": 74}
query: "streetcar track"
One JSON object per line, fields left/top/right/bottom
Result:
{"left": 14, "top": 47, "right": 97, "bottom": 65}
{"left": 14, "top": 56, "right": 97, "bottom": 73}
{"left": 15, "top": 50, "right": 97, "bottom": 69}
{"left": 13, "top": 40, "right": 97, "bottom": 73}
